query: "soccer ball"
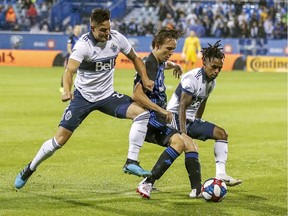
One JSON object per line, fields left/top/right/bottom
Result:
{"left": 201, "top": 178, "right": 227, "bottom": 202}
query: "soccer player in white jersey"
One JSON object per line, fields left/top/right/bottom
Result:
{"left": 14, "top": 8, "right": 166, "bottom": 189}
{"left": 167, "top": 41, "right": 242, "bottom": 186}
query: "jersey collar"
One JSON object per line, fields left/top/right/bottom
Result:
{"left": 88, "top": 31, "right": 112, "bottom": 46}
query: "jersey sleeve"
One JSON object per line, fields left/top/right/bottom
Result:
{"left": 69, "top": 40, "right": 89, "bottom": 63}
{"left": 181, "top": 75, "right": 197, "bottom": 95}
{"left": 116, "top": 31, "right": 132, "bottom": 55}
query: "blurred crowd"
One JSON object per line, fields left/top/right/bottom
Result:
{"left": 0, "top": 0, "right": 54, "bottom": 32}
{"left": 114, "top": 0, "right": 287, "bottom": 39}
{"left": 0, "top": 0, "right": 287, "bottom": 40}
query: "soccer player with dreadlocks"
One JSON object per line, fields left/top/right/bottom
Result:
{"left": 167, "top": 40, "right": 242, "bottom": 186}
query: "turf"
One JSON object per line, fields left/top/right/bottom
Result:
{"left": 0, "top": 67, "right": 287, "bottom": 216}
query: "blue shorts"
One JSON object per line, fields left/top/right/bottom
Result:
{"left": 172, "top": 113, "right": 215, "bottom": 141}
{"left": 145, "top": 111, "right": 179, "bottom": 147}
{"left": 59, "top": 89, "right": 133, "bottom": 132}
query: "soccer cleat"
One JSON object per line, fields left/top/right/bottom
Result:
{"left": 189, "top": 188, "right": 203, "bottom": 198}
{"left": 216, "top": 174, "right": 242, "bottom": 187}
{"left": 123, "top": 161, "right": 152, "bottom": 177}
{"left": 136, "top": 177, "right": 153, "bottom": 199}
{"left": 14, "top": 163, "right": 34, "bottom": 189}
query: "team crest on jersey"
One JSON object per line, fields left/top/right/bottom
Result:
{"left": 110, "top": 43, "right": 117, "bottom": 52}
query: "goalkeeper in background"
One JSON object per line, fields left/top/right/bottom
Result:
{"left": 181, "top": 30, "right": 201, "bottom": 72}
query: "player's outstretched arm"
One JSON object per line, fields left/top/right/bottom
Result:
{"left": 125, "top": 48, "right": 154, "bottom": 92}
{"left": 166, "top": 61, "right": 183, "bottom": 79}
{"left": 132, "top": 82, "right": 172, "bottom": 123}
{"left": 179, "top": 92, "right": 193, "bottom": 133}
{"left": 61, "top": 58, "right": 79, "bottom": 102}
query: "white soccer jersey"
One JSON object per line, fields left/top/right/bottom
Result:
{"left": 69, "top": 30, "right": 132, "bottom": 102}
{"left": 167, "top": 67, "right": 216, "bottom": 121}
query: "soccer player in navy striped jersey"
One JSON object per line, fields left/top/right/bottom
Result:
{"left": 167, "top": 41, "right": 242, "bottom": 186}
{"left": 14, "top": 8, "right": 161, "bottom": 189}
{"left": 131, "top": 28, "right": 202, "bottom": 199}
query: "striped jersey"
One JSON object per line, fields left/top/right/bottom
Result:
{"left": 167, "top": 67, "right": 216, "bottom": 121}
{"left": 134, "top": 53, "right": 167, "bottom": 108}
{"left": 69, "top": 30, "right": 132, "bottom": 102}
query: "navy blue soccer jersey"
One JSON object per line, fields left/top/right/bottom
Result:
{"left": 68, "top": 34, "right": 79, "bottom": 50}
{"left": 134, "top": 53, "right": 167, "bottom": 108}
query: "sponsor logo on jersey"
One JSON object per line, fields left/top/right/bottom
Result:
{"left": 95, "top": 58, "right": 116, "bottom": 71}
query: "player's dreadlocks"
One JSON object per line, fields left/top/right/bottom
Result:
{"left": 152, "top": 27, "right": 184, "bottom": 49}
{"left": 201, "top": 40, "right": 225, "bottom": 62}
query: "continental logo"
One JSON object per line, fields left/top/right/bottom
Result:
{"left": 247, "top": 56, "right": 288, "bottom": 72}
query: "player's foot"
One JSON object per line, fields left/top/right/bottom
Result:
{"left": 216, "top": 174, "right": 242, "bottom": 187}
{"left": 123, "top": 160, "right": 152, "bottom": 177}
{"left": 59, "top": 87, "right": 64, "bottom": 93}
{"left": 189, "top": 187, "right": 203, "bottom": 198}
{"left": 136, "top": 177, "right": 152, "bottom": 199}
{"left": 15, "top": 162, "right": 34, "bottom": 189}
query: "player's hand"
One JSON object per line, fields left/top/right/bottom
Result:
{"left": 161, "top": 109, "right": 173, "bottom": 124}
{"left": 173, "top": 64, "right": 183, "bottom": 79}
{"left": 142, "top": 78, "right": 154, "bottom": 92}
{"left": 61, "top": 92, "right": 73, "bottom": 102}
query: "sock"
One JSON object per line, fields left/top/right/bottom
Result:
{"left": 146, "top": 146, "right": 180, "bottom": 185}
{"left": 214, "top": 140, "right": 228, "bottom": 176}
{"left": 127, "top": 111, "right": 150, "bottom": 161}
{"left": 185, "top": 152, "right": 202, "bottom": 190}
{"left": 29, "top": 137, "right": 61, "bottom": 171}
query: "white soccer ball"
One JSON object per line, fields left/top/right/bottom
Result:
{"left": 201, "top": 178, "right": 227, "bottom": 202}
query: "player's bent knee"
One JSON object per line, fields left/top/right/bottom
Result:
{"left": 215, "top": 127, "right": 228, "bottom": 140}
{"left": 170, "top": 133, "right": 185, "bottom": 153}
{"left": 181, "top": 133, "right": 198, "bottom": 152}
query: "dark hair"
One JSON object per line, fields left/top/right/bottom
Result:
{"left": 152, "top": 27, "right": 183, "bottom": 49}
{"left": 90, "top": 8, "right": 110, "bottom": 25}
{"left": 201, "top": 40, "right": 225, "bottom": 62}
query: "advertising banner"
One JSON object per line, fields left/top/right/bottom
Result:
{"left": 246, "top": 56, "right": 288, "bottom": 72}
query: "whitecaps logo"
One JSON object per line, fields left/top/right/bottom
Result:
{"left": 65, "top": 110, "right": 72, "bottom": 121}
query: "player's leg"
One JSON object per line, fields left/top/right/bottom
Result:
{"left": 123, "top": 102, "right": 151, "bottom": 177}
{"left": 15, "top": 89, "right": 92, "bottom": 189}
{"left": 181, "top": 133, "right": 202, "bottom": 198}
{"left": 187, "top": 119, "right": 242, "bottom": 186}
{"left": 212, "top": 125, "right": 242, "bottom": 186}
{"left": 137, "top": 133, "right": 184, "bottom": 199}
{"left": 98, "top": 93, "right": 151, "bottom": 177}
{"left": 14, "top": 127, "right": 73, "bottom": 189}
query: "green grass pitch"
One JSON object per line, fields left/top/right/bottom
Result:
{"left": 0, "top": 67, "right": 287, "bottom": 216}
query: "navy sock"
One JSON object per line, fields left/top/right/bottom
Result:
{"left": 146, "top": 146, "right": 180, "bottom": 184}
{"left": 185, "top": 152, "right": 202, "bottom": 190}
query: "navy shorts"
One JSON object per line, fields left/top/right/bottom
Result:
{"left": 59, "top": 89, "right": 133, "bottom": 132}
{"left": 145, "top": 111, "right": 179, "bottom": 147}
{"left": 172, "top": 113, "right": 215, "bottom": 141}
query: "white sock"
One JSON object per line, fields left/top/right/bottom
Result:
{"left": 127, "top": 111, "right": 150, "bottom": 161}
{"left": 214, "top": 140, "right": 228, "bottom": 176}
{"left": 30, "top": 137, "right": 61, "bottom": 171}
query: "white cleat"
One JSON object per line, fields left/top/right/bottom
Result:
{"left": 216, "top": 174, "right": 242, "bottom": 187}
{"left": 189, "top": 188, "right": 203, "bottom": 198}
{"left": 136, "top": 177, "right": 153, "bottom": 199}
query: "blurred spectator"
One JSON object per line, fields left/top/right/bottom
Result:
{"left": 5, "top": 5, "right": 17, "bottom": 30}
{"left": 26, "top": 4, "right": 37, "bottom": 25}
{"left": 263, "top": 15, "right": 274, "bottom": 39}
{"left": 162, "top": 13, "right": 175, "bottom": 29}
{"left": 127, "top": 18, "right": 138, "bottom": 36}
{"left": 0, "top": 5, "right": 6, "bottom": 29}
